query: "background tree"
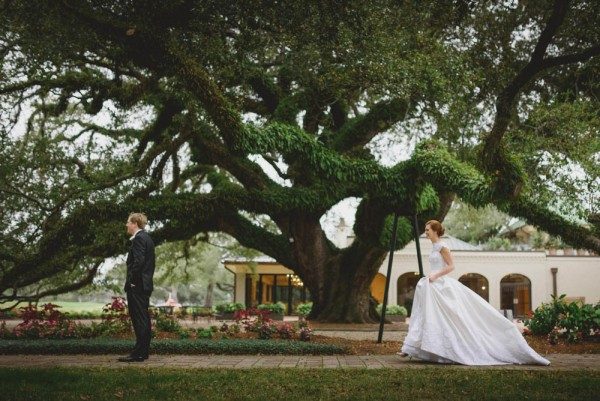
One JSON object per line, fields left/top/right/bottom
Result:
{"left": 1, "top": 1, "right": 598, "bottom": 321}
{"left": 443, "top": 199, "right": 513, "bottom": 245}
{"left": 102, "top": 234, "right": 234, "bottom": 306}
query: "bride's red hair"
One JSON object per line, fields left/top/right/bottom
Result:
{"left": 425, "top": 220, "right": 445, "bottom": 236}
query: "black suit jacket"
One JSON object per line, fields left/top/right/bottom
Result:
{"left": 124, "top": 230, "right": 155, "bottom": 296}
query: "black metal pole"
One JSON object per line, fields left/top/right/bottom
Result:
{"left": 413, "top": 214, "right": 425, "bottom": 278}
{"left": 377, "top": 213, "right": 399, "bottom": 343}
{"left": 288, "top": 275, "right": 293, "bottom": 316}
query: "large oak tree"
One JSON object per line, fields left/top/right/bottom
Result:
{"left": 1, "top": 0, "right": 598, "bottom": 321}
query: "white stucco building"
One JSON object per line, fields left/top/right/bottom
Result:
{"left": 224, "top": 219, "right": 600, "bottom": 317}
{"left": 371, "top": 235, "right": 599, "bottom": 317}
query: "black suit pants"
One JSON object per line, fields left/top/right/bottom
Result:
{"left": 127, "top": 289, "right": 151, "bottom": 357}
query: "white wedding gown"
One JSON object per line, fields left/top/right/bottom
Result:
{"left": 401, "top": 241, "right": 550, "bottom": 365}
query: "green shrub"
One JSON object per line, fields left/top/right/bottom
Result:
{"left": 154, "top": 314, "right": 182, "bottom": 333}
{"left": 64, "top": 311, "right": 103, "bottom": 319}
{"left": 190, "top": 307, "right": 214, "bottom": 318}
{"left": 376, "top": 304, "right": 408, "bottom": 316}
{"left": 0, "top": 309, "right": 17, "bottom": 319}
{"left": 196, "top": 328, "right": 213, "bottom": 339}
{"left": 0, "top": 338, "right": 345, "bottom": 355}
{"left": 257, "top": 302, "right": 286, "bottom": 315}
{"left": 525, "top": 294, "right": 600, "bottom": 342}
{"left": 177, "top": 328, "right": 192, "bottom": 339}
{"left": 296, "top": 302, "right": 312, "bottom": 317}
{"left": 71, "top": 323, "right": 100, "bottom": 338}
{"left": 557, "top": 301, "right": 600, "bottom": 343}
{"left": 525, "top": 296, "right": 563, "bottom": 336}
{"left": 215, "top": 302, "right": 245, "bottom": 314}
{"left": 85, "top": 320, "right": 131, "bottom": 338}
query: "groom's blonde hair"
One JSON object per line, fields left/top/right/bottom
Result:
{"left": 128, "top": 212, "right": 148, "bottom": 229}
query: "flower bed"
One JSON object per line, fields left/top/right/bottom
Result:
{"left": 0, "top": 302, "right": 317, "bottom": 345}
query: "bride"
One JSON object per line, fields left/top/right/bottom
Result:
{"left": 399, "top": 220, "right": 550, "bottom": 365}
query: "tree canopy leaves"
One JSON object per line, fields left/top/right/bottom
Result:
{"left": 1, "top": 0, "right": 598, "bottom": 310}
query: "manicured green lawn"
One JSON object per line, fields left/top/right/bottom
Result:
{"left": 0, "top": 301, "right": 106, "bottom": 314}
{"left": 0, "top": 367, "right": 597, "bottom": 401}
{"left": 42, "top": 301, "right": 107, "bottom": 314}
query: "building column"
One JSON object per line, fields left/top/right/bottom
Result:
{"left": 235, "top": 273, "right": 246, "bottom": 304}
{"left": 488, "top": 277, "right": 501, "bottom": 310}
{"left": 551, "top": 267, "right": 558, "bottom": 298}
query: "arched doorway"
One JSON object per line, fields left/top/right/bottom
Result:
{"left": 459, "top": 273, "right": 489, "bottom": 301}
{"left": 500, "top": 274, "right": 532, "bottom": 317}
{"left": 397, "top": 272, "right": 420, "bottom": 316}
{"left": 370, "top": 273, "right": 386, "bottom": 304}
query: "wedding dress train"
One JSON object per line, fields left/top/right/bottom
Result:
{"left": 400, "top": 241, "right": 550, "bottom": 366}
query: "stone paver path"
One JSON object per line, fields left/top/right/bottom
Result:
{"left": 0, "top": 354, "right": 598, "bottom": 370}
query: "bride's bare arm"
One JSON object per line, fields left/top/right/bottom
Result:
{"left": 429, "top": 247, "right": 455, "bottom": 282}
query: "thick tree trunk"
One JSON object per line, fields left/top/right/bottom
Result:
{"left": 306, "top": 248, "right": 388, "bottom": 323}
{"left": 283, "top": 214, "right": 389, "bottom": 323}
{"left": 282, "top": 195, "right": 455, "bottom": 323}
{"left": 204, "top": 282, "right": 214, "bottom": 308}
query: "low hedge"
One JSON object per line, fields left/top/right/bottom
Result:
{"left": 0, "top": 338, "right": 345, "bottom": 355}
{"left": 64, "top": 312, "right": 103, "bottom": 319}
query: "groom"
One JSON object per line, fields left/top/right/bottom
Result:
{"left": 118, "top": 212, "right": 155, "bottom": 362}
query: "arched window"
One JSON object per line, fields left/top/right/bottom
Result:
{"left": 397, "top": 272, "right": 420, "bottom": 316}
{"left": 370, "top": 273, "right": 386, "bottom": 304}
{"left": 500, "top": 274, "right": 532, "bottom": 317}
{"left": 459, "top": 273, "right": 489, "bottom": 301}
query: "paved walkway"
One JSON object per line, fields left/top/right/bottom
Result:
{"left": 0, "top": 354, "right": 598, "bottom": 370}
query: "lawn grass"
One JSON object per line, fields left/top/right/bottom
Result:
{"left": 0, "top": 367, "right": 597, "bottom": 401}
{"left": 43, "top": 301, "right": 107, "bottom": 314}
{"left": 0, "top": 301, "right": 107, "bottom": 314}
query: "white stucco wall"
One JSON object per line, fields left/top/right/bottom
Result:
{"left": 379, "top": 238, "right": 600, "bottom": 310}
{"left": 547, "top": 256, "right": 600, "bottom": 305}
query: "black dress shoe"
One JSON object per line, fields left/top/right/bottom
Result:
{"left": 117, "top": 355, "right": 146, "bottom": 362}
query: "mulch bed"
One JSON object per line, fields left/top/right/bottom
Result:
{"left": 310, "top": 334, "right": 600, "bottom": 355}
{"left": 311, "top": 335, "right": 402, "bottom": 355}
{"left": 309, "top": 322, "right": 406, "bottom": 331}
{"left": 522, "top": 334, "right": 600, "bottom": 355}
{"left": 123, "top": 328, "right": 600, "bottom": 355}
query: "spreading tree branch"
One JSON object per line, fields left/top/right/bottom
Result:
{"left": 328, "top": 97, "right": 413, "bottom": 154}
{"left": 480, "top": 0, "right": 599, "bottom": 199}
